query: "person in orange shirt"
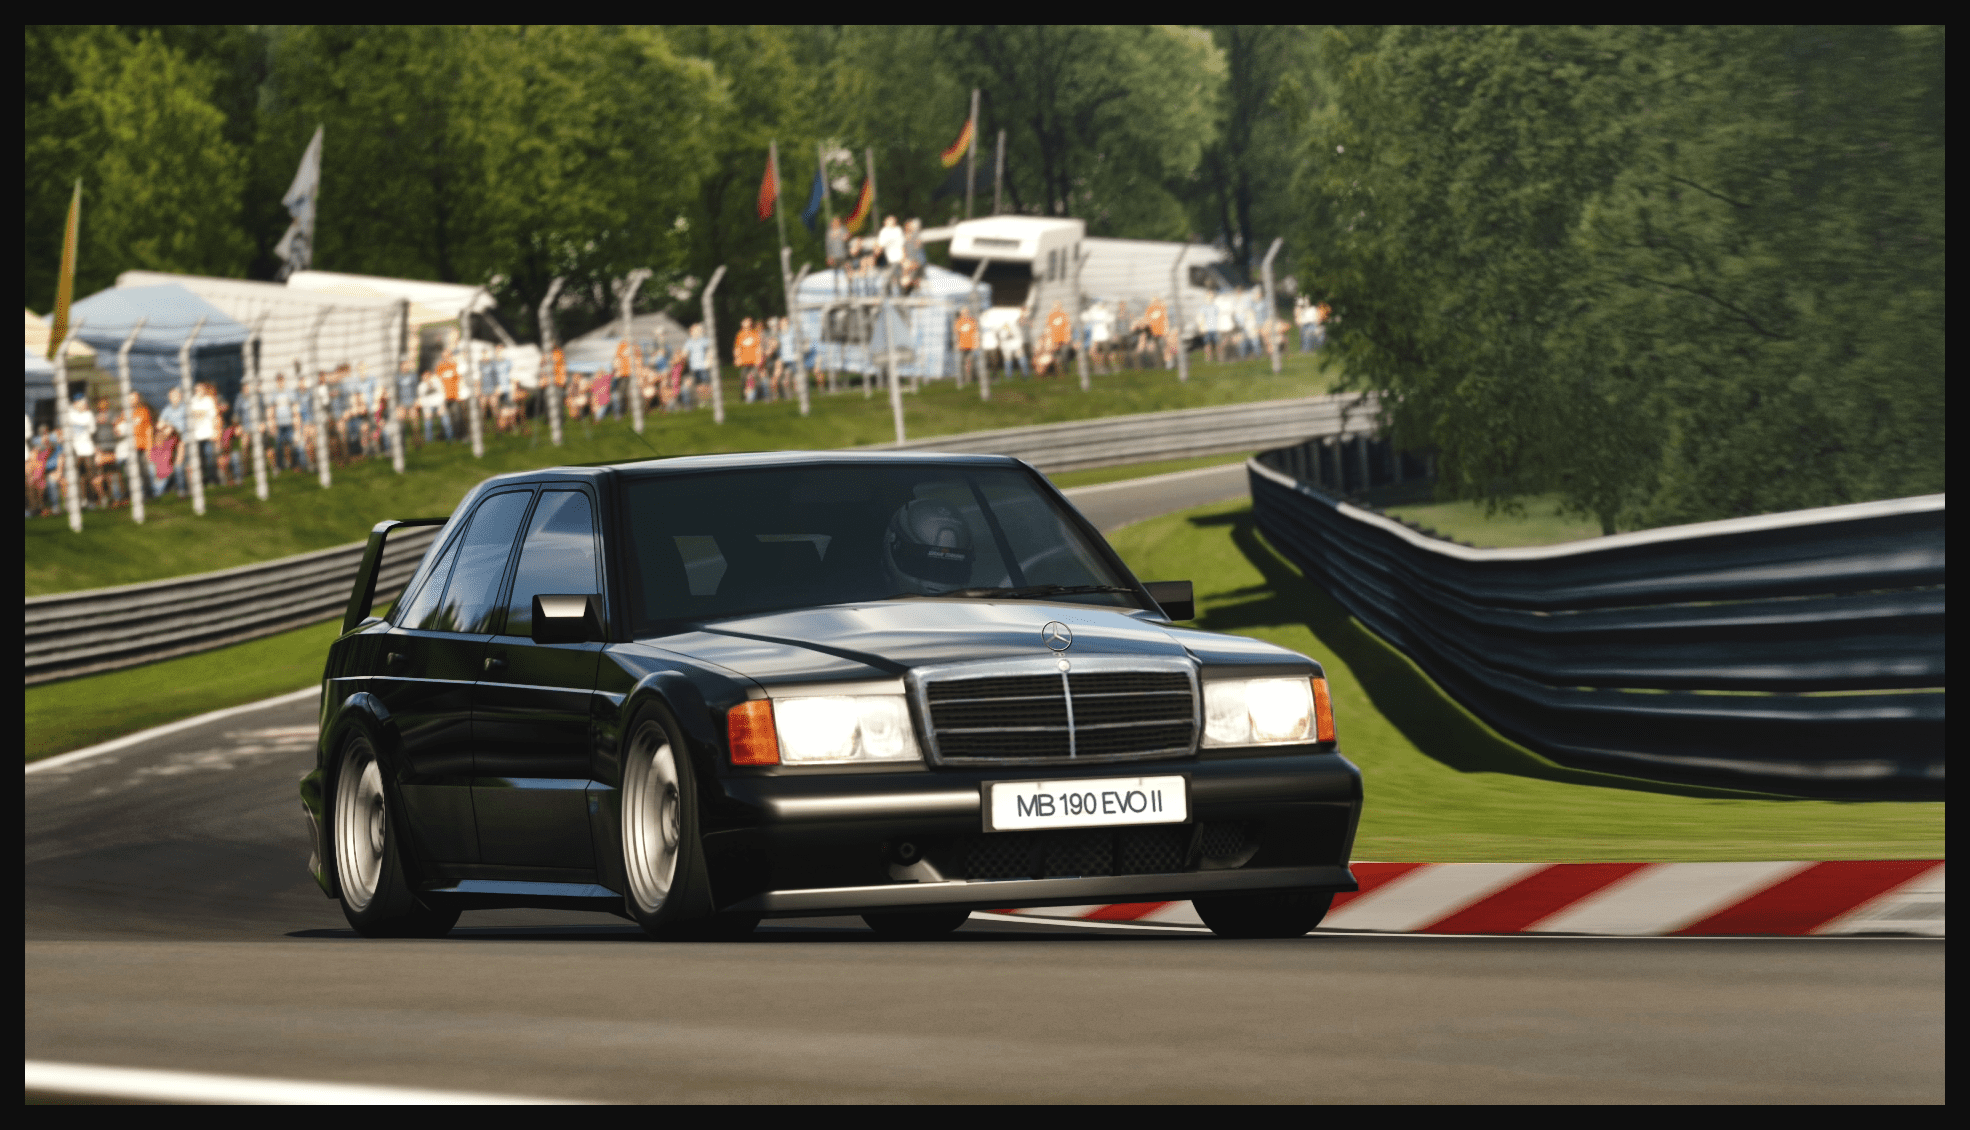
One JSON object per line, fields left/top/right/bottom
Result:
{"left": 734, "top": 318, "right": 762, "bottom": 396}
{"left": 125, "top": 391, "right": 155, "bottom": 499}
{"left": 434, "top": 348, "right": 461, "bottom": 441}
{"left": 953, "top": 308, "right": 979, "bottom": 387}
{"left": 1145, "top": 298, "right": 1170, "bottom": 370}
{"left": 1045, "top": 302, "right": 1071, "bottom": 378}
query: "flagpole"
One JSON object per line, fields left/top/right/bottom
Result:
{"left": 866, "top": 148, "right": 879, "bottom": 240}
{"left": 965, "top": 88, "right": 980, "bottom": 219}
{"left": 817, "top": 142, "right": 834, "bottom": 228}
{"left": 770, "top": 139, "right": 810, "bottom": 417}
{"left": 993, "top": 130, "right": 1006, "bottom": 215}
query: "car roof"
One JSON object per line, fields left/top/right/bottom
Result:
{"left": 468, "top": 449, "right": 1029, "bottom": 493}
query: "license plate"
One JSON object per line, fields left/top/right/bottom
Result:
{"left": 984, "top": 775, "right": 1188, "bottom": 832}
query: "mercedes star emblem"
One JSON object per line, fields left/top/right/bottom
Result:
{"left": 1041, "top": 621, "right": 1073, "bottom": 652}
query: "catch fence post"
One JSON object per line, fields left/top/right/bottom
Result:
{"left": 1170, "top": 247, "right": 1189, "bottom": 383}
{"left": 308, "top": 309, "right": 331, "bottom": 488}
{"left": 620, "top": 268, "right": 652, "bottom": 434}
{"left": 117, "top": 317, "right": 148, "bottom": 524}
{"left": 180, "top": 317, "right": 209, "bottom": 514}
{"left": 786, "top": 256, "right": 811, "bottom": 417}
{"left": 389, "top": 300, "right": 408, "bottom": 473}
{"left": 53, "top": 319, "right": 86, "bottom": 533}
{"left": 1074, "top": 243, "right": 1090, "bottom": 392}
{"left": 970, "top": 258, "right": 991, "bottom": 401}
{"left": 703, "top": 265, "right": 727, "bottom": 425}
{"left": 1260, "top": 237, "right": 1283, "bottom": 376}
{"left": 460, "top": 295, "right": 484, "bottom": 458}
{"left": 540, "top": 277, "right": 565, "bottom": 447}
{"left": 245, "top": 314, "right": 270, "bottom": 501}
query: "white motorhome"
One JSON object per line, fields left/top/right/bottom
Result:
{"left": 944, "top": 216, "right": 1235, "bottom": 344}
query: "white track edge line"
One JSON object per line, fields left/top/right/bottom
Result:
{"left": 23, "top": 1059, "right": 580, "bottom": 1104}
{"left": 26, "top": 686, "right": 319, "bottom": 775}
{"left": 1060, "top": 461, "right": 1250, "bottom": 497}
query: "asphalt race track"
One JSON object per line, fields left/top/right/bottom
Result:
{"left": 25, "top": 468, "right": 1943, "bottom": 1104}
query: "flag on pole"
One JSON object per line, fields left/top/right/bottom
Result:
{"left": 274, "top": 125, "right": 322, "bottom": 281}
{"left": 940, "top": 114, "right": 975, "bottom": 168}
{"left": 844, "top": 175, "right": 874, "bottom": 233}
{"left": 48, "top": 180, "right": 80, "bottom": 360}
{"left": 757, "top": 153, "right": 779, "bottom": 221}
{"left": 800, "top": 165, "right": 827, "bottom": 233}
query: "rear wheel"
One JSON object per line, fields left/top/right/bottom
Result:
{"left": 621, "top": 710, "right": 759, "bottom": 941}
{"left": 1194, "top": 892, "right": 1331, "bottom": 939}
{"left": 333, "top": 733, "right": 458, "bottom": 938}
{"left": 863, "top": 910, "right": 972, "bottom": 939}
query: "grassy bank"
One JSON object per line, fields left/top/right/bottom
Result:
{"left": 1382, "top": 492, "right": 1606, "bottom": 548}
{"left": 1106, "top": 498, "right": 1943, "bottom": 862}
{"left": 26, "top": 351, "right": 1336, "bottom": 596}
{"left": 25, "top": 619, "right": 337, "bottom": 762}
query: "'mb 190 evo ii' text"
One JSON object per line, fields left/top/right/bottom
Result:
{"left": 302, "top": 452, "right": 1363, "bottom": 940}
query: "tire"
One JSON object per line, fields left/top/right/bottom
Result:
{"left": 1193, "top": 892, "right": 1332, "bottom": 939}
{"left": 863, "top": 910, "right": 972, "bottom": 939}
{"left": 620, "top": 708, "right": 759, "bottom": 941}
{"left": 332, "top": 732, "right": 459, "bottom": 938}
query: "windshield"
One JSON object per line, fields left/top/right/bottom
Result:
{"left": 620, "top": 463, "right": 1143, "bottom": 630}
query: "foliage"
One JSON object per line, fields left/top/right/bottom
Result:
{"left": 1298, "top": 25, "right": 1945, "bottom": 529}
{"left": 1184, "top": 26, "right": 1318, "bottom": 275}
{"left": 25, "top": 26, "right": 252, "bottom": 305}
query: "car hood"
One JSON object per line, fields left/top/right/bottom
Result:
{"left": 643, "top": 600, "right": 1193, "bottom": 686}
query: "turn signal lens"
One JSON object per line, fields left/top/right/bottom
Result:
{"left": 727, "top": 700, "right": 780, "bottom": 765}
{"left": 1311, "top": 677, "right": 1335, "bottom": 743}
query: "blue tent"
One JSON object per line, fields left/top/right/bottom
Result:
{"left": 50, "top": 284, "right": 250, "bottom": 413}
{"left": 795, "top": 264, "right": 987, "bottom": 379}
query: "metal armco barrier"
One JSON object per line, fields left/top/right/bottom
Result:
{"left": 24, "top": 526, "right": 437, "bottom": 686}
{"left": 876, "top": 392, "right": 1378, "bottom": 473}
{"left": 24, "top": 394, "right": 1375, "bottom": 684}
{"left": 1249, "top": 449, "right": 1944, "bottom": 798}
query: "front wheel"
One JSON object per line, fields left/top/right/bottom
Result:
{"left": 620, "top": 710, "right": 758, "bottom": 941}
{"left": 332, "top": 733, "right": 458, "bottom": 938}
{"left": 1193, "top": 892, "right": 1332, "bottom": 939}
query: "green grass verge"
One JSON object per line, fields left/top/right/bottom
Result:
{"left": 1105, "top": 498, "right": 1943, "bottom": 862}
{"left": 1382, "top": 492, "right": 1606, "bottom": 548}
{"left": 25, "top": 618, "right": 338, "bottom": 762}
{"left": 26, "top": 351, "right": 1336, "bottom": 596}
{"left": 1048, "top": 452, "right": 1253, "bottom": 491}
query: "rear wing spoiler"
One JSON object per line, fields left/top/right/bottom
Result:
{"left": 342, "top": 518, "right": 451, "bottom": 634}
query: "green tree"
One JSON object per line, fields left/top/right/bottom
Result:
{"left": 942, "top": 25, "right": 1224, "bottom": 238}
{"left": 25, "top": 26, "right": 252, "bottom": 305}
{"left": 1187, "top": 25, "right": 1316, "bottom": 274}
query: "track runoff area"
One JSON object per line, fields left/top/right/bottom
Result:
{"left": 26, "top": 467, "right": 1942, "bottom": 1104}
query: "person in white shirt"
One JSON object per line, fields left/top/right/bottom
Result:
{"left": 1085, "top": 301, "right": 1114, "bottom": 374}
{"left": 876, "top": 216, "right": 905, "bottom": 279}
{"left": 189, "top": 382, "right": 219, "bottom": 487}
{"left": 417, "top": 369, "right": 445, "bottom": 444}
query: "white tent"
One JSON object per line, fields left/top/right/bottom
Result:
{"left": 117, "top": 270, "right": 401, "bottom": 386}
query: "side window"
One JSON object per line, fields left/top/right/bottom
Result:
{"left": 504, "top": 490, "right": 599, "bottom": 638}
{"left": 419, "top": 491, "right": 532, "bottom": 634}
{"left": 395, "top": 533, "right": 462, "bottom": 629}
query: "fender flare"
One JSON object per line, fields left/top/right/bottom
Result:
{"left": 314, "top": 689, "right": 425, "bottom": 904}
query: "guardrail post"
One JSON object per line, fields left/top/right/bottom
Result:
{"left": 53, "top": 319, "right": 86, "bottom": 533}
{"left": 703, "top": 265, "right": 727, "bottom": 425}
{"left": 1355, "top": 435, "right": 1371, "bottom": 494}
{"left": 116, "top": 317, "right": 147, "bottom": 524}
{"left": 180, "top": 316, "right": 208, "bottom": 515}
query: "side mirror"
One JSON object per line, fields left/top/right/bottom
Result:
{"left": 531, "top": 594, "right": 605, "bottom": 644}
{"left": 1143, "top": 580, "right": 1194, "bottom": 622}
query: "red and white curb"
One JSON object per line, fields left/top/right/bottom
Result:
{"left": 995, "top": 861, "right": 1944, "bottom": 936}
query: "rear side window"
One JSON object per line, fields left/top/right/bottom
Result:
{"left": 395, "top": 533, "right": 461, "bottom": 629}
{"left": 504, "top": 490, "right": 599, "bottom": 638}
{"left": 409, "top": 491, "right": 533, "bottom": 634}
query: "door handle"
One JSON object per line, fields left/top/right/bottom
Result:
{"left": 386, "top": 652, "right": 406, "bottom": 668}
{"left": 484, "top": 656, "right": 508, "bottom": 674}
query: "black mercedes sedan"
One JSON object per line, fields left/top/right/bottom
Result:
{"left": 302, "top": 452, "right": 1361, "bottom": 940}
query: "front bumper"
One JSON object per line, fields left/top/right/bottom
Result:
{"left": 708, "top": 749, "right": 1362, "bottom": 917}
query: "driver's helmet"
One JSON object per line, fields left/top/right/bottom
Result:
{"left": 883, "top": 498, "right": 975, "bottom": 595}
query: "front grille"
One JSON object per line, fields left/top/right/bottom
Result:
{"left": 924, "top": 668, "right": 1196, "bottom": 764}
{"left": 959, "top": 826, "right": 1193, "bottom": 880}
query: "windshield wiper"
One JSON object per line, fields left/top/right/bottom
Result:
{"left": 939, "top": 583, "right": 1140, "bottom": 600}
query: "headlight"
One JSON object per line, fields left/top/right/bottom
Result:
{"left": 1202, "top": 677, "right": 1318, "bottom": 746}
{"left": 772, "top": 695, "right": 922, "bottom": 764}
